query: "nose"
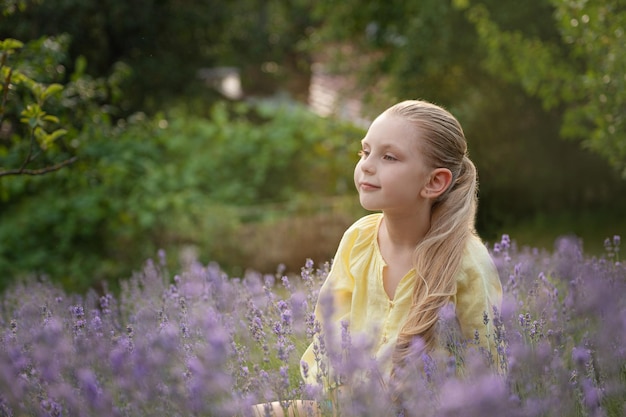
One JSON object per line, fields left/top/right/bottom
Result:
{"left": 358, "top": 156, "right": 375, "bottom": 174}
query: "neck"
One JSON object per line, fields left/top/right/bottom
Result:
{"left": 380, "top": 208, "right": 431, "bottom": 250}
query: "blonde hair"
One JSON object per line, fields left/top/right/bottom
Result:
{"left": 386, "top": 100, "right": 478, "bottom": 370}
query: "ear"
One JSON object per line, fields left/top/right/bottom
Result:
{"left": 420, "top": 168, "right": 453, "bottom": 200}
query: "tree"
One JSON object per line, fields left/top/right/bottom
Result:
{"left": 0, "top": 33, "right": 131, "bottom": 184}
{"left": 307, "top": 0, "right": 626, "bottom": 234}
{"left": 458, "top": 0, "right": 626, "bottom": 177}
{"left": 1, "top": 0, "right": 320, "bottom": 113}
{"left": 0, "top": 38, "right": 75, "bottom": 178}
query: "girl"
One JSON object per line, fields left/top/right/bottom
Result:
{"left": 255, "top": 99, "right": 502, "bottom": 416}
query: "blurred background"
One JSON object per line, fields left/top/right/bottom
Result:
{"left": 1, "top": 0, "right": 625, "bottom": 293}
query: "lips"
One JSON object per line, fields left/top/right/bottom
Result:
{"left": 359, "top": 182, "right": 380, "bottom": 191}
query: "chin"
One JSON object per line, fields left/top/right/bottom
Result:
{"left": 359, "top": 199, "right": 380, "bottom": 212}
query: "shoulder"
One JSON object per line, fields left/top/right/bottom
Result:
{"left": 462, "top": 234, "right": 494, "bottom": 267}
{"left": 456, "top": 234, "right": 501, "bottom": 291}
{"left": 346, "top": 213, "right": 382, "bottom": 234}
{"left": 325, "top": 213, "right": 382, "bottom": 285}
{"left": 337, "top": 213, "right": 381, "bottom": 251}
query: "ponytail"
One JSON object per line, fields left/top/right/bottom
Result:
{"left": 386, "top": 101, "right": 478, "bottom": 374}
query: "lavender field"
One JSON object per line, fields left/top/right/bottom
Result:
{"left": 0, "top": 234, "right": 624, "bottom": 417}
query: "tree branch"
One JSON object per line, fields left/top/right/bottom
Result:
{"left": 0, "top": 55, "right": 11, "bottom": 128}
{"left": 19, "top": 126, "right": 37, "bottom": 172}
{"left": 0, "top": 156, "right": 78, "bottom": 178}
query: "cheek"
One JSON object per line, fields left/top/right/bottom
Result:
{"left": 353, "top": 161, "right": 362, "bottom": 185}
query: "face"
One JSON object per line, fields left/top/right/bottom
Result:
{"left": 354, "top": 112, "right": 434, "bottom": 214}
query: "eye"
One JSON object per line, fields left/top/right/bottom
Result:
{"left": 383, "top": 154, "right": 398, "bottom": 161}
{"left": 358, "top": 149, "right": 370, "bottom": 158}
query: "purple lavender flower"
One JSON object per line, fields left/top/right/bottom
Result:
{"left": 77, "top": 368, "right": 101, "bottom": 409}
{"left": 572, "top": 346, "right": 591, "bottom": 367}
{"left": 1, "top": 238, "right": 625, "bottom": 416}
{"left": 40, "top": 399, "right": 63, "bottom": 417}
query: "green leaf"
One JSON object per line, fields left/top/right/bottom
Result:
{"left": 40, "top": 128, "right": 68, "bottom": 148}
{"left": 20, "top": 103, "right": 43, "bottom": 117}
{"left": 33, "top": 127, "right": 66, "bottom": 150}
{"left": 47, "top": 128, "right": 68, "bottom": 142}
{"left": 30, "top": 82, "right": 45, "bottom": 102}
{"left": 452, "top": 0, "right": 469, "bottom": 9}
{"left": 43, "top": 115, "right": 60, "bottom": 124}
{"left": 33, "top": 126, "right": 47, "bottom": 144}
{"left": 41, "top": 83, "right": 64, "bottom": 101}
{"left": 72, "top": 55, "right": 87, "bottom": 81}
{"left": 20, "top": 104, "right": 45, "bottom": 128}
{"left": 0, "top": 39, "right": 24, "bottom": 52}
{"left": 7, "top": 70, "right": 32, "bottom": 86}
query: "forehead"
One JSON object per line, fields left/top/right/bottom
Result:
{"left": 361, "top": 113, "right": 420, "bottom": 150}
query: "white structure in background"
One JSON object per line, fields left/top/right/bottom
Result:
{"left": 198, "top": 63, "right": 370, "bottom": 127}
{"left": 197, "top": 67, "right": 243, "bottom": 100}
{"left": 308, "top": 62, "right": 370, "bottom": 128}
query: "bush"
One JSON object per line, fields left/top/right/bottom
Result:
{"left": 0, "top": 234, "right": 624, "bottom": 416}
{"left": 0, "top": 100, "right": 362, "bottom": 292}
{"left": 162, "top": 100, "right": 360, "bottom": 206}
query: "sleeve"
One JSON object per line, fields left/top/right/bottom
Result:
{"left": 453, "top": 237, "right": 503, "bottom": 364}
{"left": 300, "top": 225, "right": 357, "bottom": 386}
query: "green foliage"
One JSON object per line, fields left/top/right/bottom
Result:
{"left": 168, "top": 100, "right": 359, "bottom": 205}
{"left": 1, "top": 0, "right": 40, "bottom": 16}
{"left": 0, "top": 36, "right": 74, "bottom": 177}
{"left": 454, "top": 83, "right": 626, "bottom": 237}
{"left": 311, "top": 0, "right": 476, "bottom": 112}
{"left": 0, "top": 0, "right": 318, "bottom": 112}
{"left": 0, "top": 33, "right": 129, "bottom": 179}
{"left": 0, "top": 100, "right": 361, "bottom": 292}
{"left": 308, "top": 0, "right": 626, "bottom": 233}
{"left": 309, "top": 0, "right": 559, "bottom": 113}
{"left": 461, "top": 0, "right": 626, "bottom": 177}
{"left": 0, "top": 116, "right": 152, "bottom": 291}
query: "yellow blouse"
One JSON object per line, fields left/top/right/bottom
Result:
{"left": 300, "top": 213, "right": 503, "bottom": 386}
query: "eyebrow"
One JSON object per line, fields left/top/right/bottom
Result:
{"left": 360, "top": 140, "right": 397, "bottom": 152}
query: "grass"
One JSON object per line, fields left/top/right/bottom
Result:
{"left": 490, "top": 208, "right": 626, "bottom": 256}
